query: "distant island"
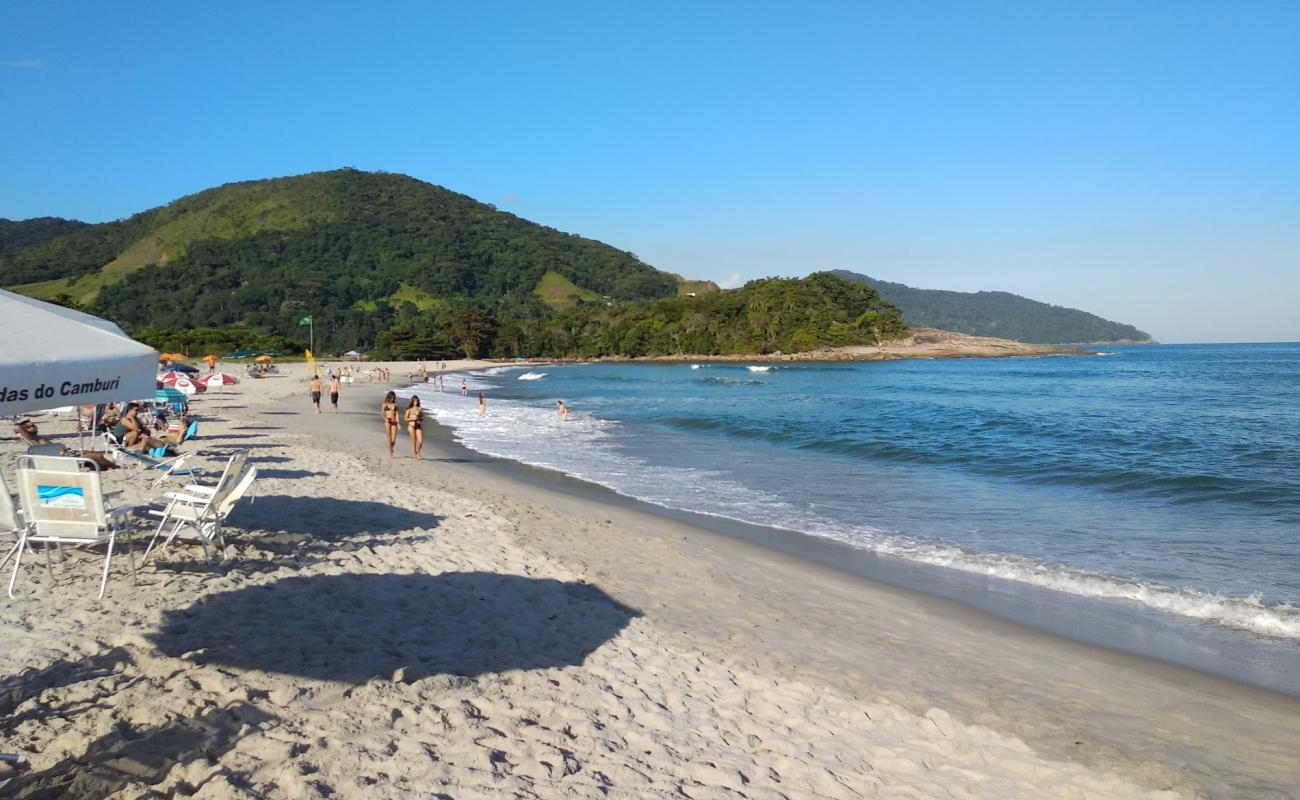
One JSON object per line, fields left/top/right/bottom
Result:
{"left": 831, "top": 270, "right": 1153, "bottom": 344}
{"left": 1, "top": 169, "right": 1118, "bottom": 359}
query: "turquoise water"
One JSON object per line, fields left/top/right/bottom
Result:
{"left": 410, "top": 344, "right": 1300, "bottom": 644}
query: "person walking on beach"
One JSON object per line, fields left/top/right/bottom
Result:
{"left": 329, "top": 374, "right": 341, "bottom": 412}
{"left": 405, "top": 395, "right": 424, "bottom": 459}
{"left": 308, "top": 375, "right": 322, "bottom": 414}
{"left": 478, "top": 392, "right": 486, "bottom": 417}
{"left": 419, "top": 361, "right": 427, "bottom": 383}
{"left": 556, "top": 400, "right": 568, "bottom": 422}
{"left": 381, "top": 391, "right": 400, "bottom": 458}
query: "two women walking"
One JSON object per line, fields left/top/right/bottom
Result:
{"left": 381, "top": 390, "right": 424, "bottom": 459}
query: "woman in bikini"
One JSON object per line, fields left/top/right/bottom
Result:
{"left": 405, "top": 395, "right": 424, "bottom": 459}
{"left": 381, "top": 391, "right": 400, "bottom": 458}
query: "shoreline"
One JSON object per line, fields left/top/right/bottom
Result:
{"left": 3, "top": 362, "right": 1297, "bottom": 797}
{"left": 401, "top": 365, "right": 1300, "bottom": 699}
{"left": 349, "top": 371, "right": 1300, "bottom": 796}
{"left": 570, "top": 328, "right": 1091, "bottom": 363}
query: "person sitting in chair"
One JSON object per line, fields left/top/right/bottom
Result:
{"left": 118, "top": 403, "right": 168, "bottom": 452}
{"left": 13, "top": 419, "right": 52, "bottom": 445}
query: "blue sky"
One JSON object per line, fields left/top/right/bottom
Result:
{"left": 2, "top": 1, "right": 1297, "bottom": 342}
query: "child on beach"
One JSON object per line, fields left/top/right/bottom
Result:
{"left": 329, "top": 374, "right": 341, "bottom": 412}
{"left": 308, "top": 375, "right": 322, "bottom": 414}
{"left": 461, "top": 378, "right": 469, "bottom": 396}
{"left": 405, "top": 395, "right": 424, "bottom": 459}
{"left": 381, "top": 391, "right": 400, "bottom": 458}
{"left": 557, "top": 400, "right": 568, "bottom": 422}
{"left": 478, "top": 392, "right": 486, "bottom": 417}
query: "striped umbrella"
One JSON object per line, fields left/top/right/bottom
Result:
{"left": 204, "top": 373, "right": 239, "bottom": 388}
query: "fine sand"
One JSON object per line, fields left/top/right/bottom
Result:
{"left": 2, "top": 361, "right": 1298, "bottom": 799}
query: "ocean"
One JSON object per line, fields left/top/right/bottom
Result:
{"left": 406, "top": 343, "right": 1300, "bottom": 692}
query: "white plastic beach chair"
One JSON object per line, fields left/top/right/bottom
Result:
{"left": 7, "top": 455, "right": 137, "bottom": 600}
{"left": 178, "top": 451, "right": 247, "bottom": 497}
{"left": 144, "top": 463, "right": 256, "bottom": 562}
{"left": 0, "top": 471, "right": 25, "bottom": 573}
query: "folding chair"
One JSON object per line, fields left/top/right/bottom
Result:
{"left": 7, "top": 456, "right": 137, "bottom": 600}
{"left": 0, "top": 471, "right": 24, "bottom": 573}
{"left": 144, "top": 466, "right": 257, "bottom": 562}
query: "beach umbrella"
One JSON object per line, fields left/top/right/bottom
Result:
{"left": 160, "top": 363, "right": 201, "bottom": 375}
{"left": 159, "top": 372, "right": 206, "bottom": 393}
{"left": 168, "top": 376, "right": 206, "bottom": 395}
{"left": 204, "top": 373, "right": 239, "bottom": 387}
{"left": 160, "top": 352, "right": 187, "bottom": 362}
{"left": 155, "top": 387, "right": 188, "bottom": 403}
{"left": 254, "top": 354, "right": 274, "bottom": 363}
{"left": 0, "top": 289, "right": 158, "bottom": 416}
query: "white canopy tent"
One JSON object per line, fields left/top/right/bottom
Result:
{"left": 0, "top": 289, "right": 159, "bottom": 417}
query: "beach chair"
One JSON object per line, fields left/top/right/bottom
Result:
{"left": 7, "top": 456, "right": 137, "bottom": 600}
{"left": 0, "top": 471, "right": 25, "bottom": 573}
{"left": 180, "top": 451, "right": 246, "bottom": 495}
{"left": 141, "top": 452, "right": 246, "bottom": 560}
{"left": 143, "top": 465, "right": 256, "bottom": 562}
{"left": 146, "top": 451, "right": 204, "bottom": 490}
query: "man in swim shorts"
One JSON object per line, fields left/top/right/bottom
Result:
{"left": 308, "top": 375, "right": 322, "bottom": 414}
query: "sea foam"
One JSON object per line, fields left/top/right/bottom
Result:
{"left": 405, "top": 380, "right": 1300, "bottom": 643}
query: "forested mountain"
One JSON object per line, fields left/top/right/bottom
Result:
{"left": 0, "top": 169, "right": 682, "bottom": 351}
{"left": 1, "top": 170, "right": 906, "bottom": 358}
{"left": 831, "top": 270, "right": 1152, "bottom": 344}
{"left": 0, "top": 217, "right": 88, "bottom": 254}
{"left": 375, "top": 272, "right": 908, "bottom": 360}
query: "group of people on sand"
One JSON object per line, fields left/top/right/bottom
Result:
{"left": 303, "top": 364, "right": 567, "bottom": 460}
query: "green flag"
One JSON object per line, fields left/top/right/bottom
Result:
{"left": 298, "top": 315, "right": 313, "bottom": 326}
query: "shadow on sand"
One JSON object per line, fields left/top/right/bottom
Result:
{"left": 151, "top": 572, "right": 639, "bottom": 682}
{"left": 226, "top": 494, "right": 438, "bottom": 537}
{"left": 252, "top": 469, "right": 329, "bottom": 480}
{"left": 0, "top": 648, "right": 274, "bottom": 798}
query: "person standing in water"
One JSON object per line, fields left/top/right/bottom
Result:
{"left": 329, "top": 374, "right": 341, "bottom": 412}
{"left": 461, "top": 378, "right": 469, "bottom": 397}
{"left": 478, "top": 392, "right": 486, "bottom": 417}
{"left": 556, "top": 400, "right": 568, "bottom": 422}
{"left": 405, "top": 395, "right": 424, "bottom": 459}
{"left": 380, "top": 391, "right": 400, "bottom": 458}
{"left": 308, "top": 374, "right": 322, "bottom": 414}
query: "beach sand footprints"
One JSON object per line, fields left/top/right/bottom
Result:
{"left": 151, "top": 572, "right": 641, "bottom": 683}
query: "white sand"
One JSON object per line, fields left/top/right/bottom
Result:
{"left": 1, "top": 361, "right": 1296, "bottom": 798}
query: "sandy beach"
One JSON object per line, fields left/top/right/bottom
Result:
{"left": 2, "top": 362, "right": 1298, "bottom": 799}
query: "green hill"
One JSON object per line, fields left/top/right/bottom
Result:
{"left": 0, "top": 217, "right": 89, "bottom": 254}
{"left": 830, "top": 270, "right": 1152, "bottom": 344}
{"left": 378, "top": 271, "right": 908, "bottom": 360}
{"left": 1, "top": 169, "right": 680, "bottom": 351}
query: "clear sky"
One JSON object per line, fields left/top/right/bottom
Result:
{"left": 2, "top": 1, "right": 1297, "bottom": 342}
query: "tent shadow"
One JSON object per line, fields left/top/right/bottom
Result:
{"left": 0, "top": 647, "right": 135, "bottom": 729}
{"left": 147, "top": 495, "right": 443, "bottom": 576}
{"left": 150, "top": 572, "right": 639, "bottom": 683}
{"left": 226, "top": 494, "right": 439, "bottom": 537}
{"left": 252, "top": 469, "right": 328, "bottom": 480}
{"left": 0, "top": 700, "right": 274, "bottom": 797}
